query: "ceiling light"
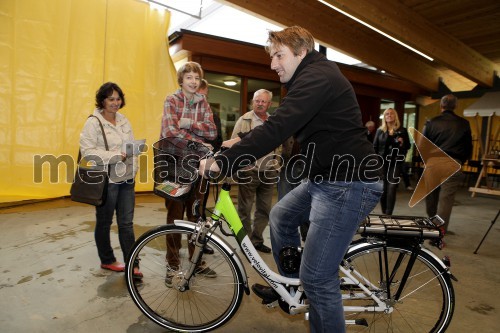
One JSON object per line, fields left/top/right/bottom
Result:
{"left": 223, "top": 80, "right": 237, "bottom": 86}
{"left": 317, "top": 0, "right": 434, "bottom": 61}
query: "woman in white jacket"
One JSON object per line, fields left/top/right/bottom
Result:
{"left": 79, "top": 82, "right": 142, "bottom": 279}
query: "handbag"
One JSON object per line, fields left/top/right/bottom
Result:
{"left": 70, "top": 115, "right": 109, "bottom": 206}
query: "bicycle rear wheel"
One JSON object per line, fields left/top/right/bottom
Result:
{"left": 343, "top": 243, "right": 455, "bottom": 333}
{"left": 125, "top": 224, "right": 245, "bottom": 332}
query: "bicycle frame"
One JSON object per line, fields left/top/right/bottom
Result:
{"left": 176, "top": 182, "right": 393, "bottom": 318}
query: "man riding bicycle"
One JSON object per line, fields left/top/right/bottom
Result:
{"left": 200, "top": 26, "right": 383, "bottom": 333}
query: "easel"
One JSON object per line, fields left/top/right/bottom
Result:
{"left": 474, "top": 209, "right": 500, "bottom": 254}
{"left": 470, "top": 151, "right": 499, "bottom": 253}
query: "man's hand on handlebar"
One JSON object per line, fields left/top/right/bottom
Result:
{"left": 201, "top": 142, "right": 214, "bottom": 151}
{"left": 221, "top": 137, "right": 240, "bottom": 148}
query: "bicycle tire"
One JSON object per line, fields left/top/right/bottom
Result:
{"left": 125, "top": 224, "right": 245, "bottom": 332}
{"left": 343, "top": 242, "right": 455, "bottom": 332}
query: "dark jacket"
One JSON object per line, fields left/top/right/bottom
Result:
{"left": 215, "top": 50, "right": 381, "bottom": 182}
{"left": 207, "top": 113, "right": 223, "bottom": 151}
{"left": 373, "top": 127, "right": 411, "bottom": 162}
{"left": 423, "top": 110, "right": 472, "bottom": 164}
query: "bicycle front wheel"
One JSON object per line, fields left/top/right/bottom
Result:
{"left": 125, "top": 224, "right": 245, "bottom": 332}
{"left": 343, "top": 243, "right": 455, "bottom": 333}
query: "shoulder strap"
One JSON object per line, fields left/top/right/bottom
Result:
{"left": 89, "top": 115, "right": 109, "bottom": 151}
{"left": 76, "top": 114, "right": 109, "bottom": 163}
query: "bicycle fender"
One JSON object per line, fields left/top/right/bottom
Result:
{"left": 174, "top": 219, "right": 250, "bottom": 294}
{"left": 346, "top": 241, "right": 381, "bottom": 255}
{"left": 419, "top": 247, "right": 451, "bottom": 273}
{"left": 346, "top": 242, "right": 453, "bottom": 277}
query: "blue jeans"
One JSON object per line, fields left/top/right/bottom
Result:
{"left": 270, "top": 179, "right": 383, "bottom": 333}
{"left": 95, "top": 181, "right": 136, "bottom": 265}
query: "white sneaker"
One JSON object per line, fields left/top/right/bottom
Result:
{"left": 165, "top": 272, "right": 174, "bottom": 288}
{"left": 165, "top": 266, "right": 178, "bottom": 288}
{"left": 406, "top": 186, "right": 414, "bottom": 191}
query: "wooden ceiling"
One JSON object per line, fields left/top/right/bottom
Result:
{"left": 220, "top": 0, "right": 500, "bottom": 95}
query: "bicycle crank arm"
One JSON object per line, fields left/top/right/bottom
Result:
{"left": 345, "top": 319, "right": 368, "bottom": 326}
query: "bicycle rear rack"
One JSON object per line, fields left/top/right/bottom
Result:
{"left": 358, "top": 214, "right": 444, "bottom": 239}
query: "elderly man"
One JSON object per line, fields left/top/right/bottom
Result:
{"left": 231, "top": 89, "right": 278, "bottom": 253}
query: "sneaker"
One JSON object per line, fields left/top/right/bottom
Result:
{"left": 195, "top": 265, "right": 217, "bottom": 278}
{"left": 165, "top": 266, "right": 178, "bottom": 288}
{"left": 406, "top": 186, "right": 414, "bottom": 191}
{"left": 165, "top": 272, "right": 174, "bottom": 287}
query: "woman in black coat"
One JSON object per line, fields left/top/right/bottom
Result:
{"left": 373, "top": 108, "right": 411, "bottom": 215}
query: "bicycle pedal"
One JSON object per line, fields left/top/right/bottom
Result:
{"left": 355, "top": 319, "right": 368, "bottom": 326}
{"left": 264, "top": 300, "right": 278, "bottom": 308}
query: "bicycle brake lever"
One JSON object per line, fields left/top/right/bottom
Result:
{"left": 192, "top": 199, "right": 201, "bottom": 219}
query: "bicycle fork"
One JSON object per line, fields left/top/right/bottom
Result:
{"left": 175, "top": 218, "right": 214, "bottom": 291}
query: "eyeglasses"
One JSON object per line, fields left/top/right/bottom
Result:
{"left": 254, "top": 100, "right": 270, "bottom": 104}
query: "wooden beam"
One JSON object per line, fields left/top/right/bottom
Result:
{"left": 196, "top": 55, "right": 277, "bottom": 81}
{"left": 337, "top": 63, "right": 425, "bottom": 97}
{"left": 221, "top": 0, "right": 442, "bottom": 91}
{"left": 173, "top": 30, "right": 270, "bottom": 65}
{"left": 169, "top": 31, "right": 277, "bottom": 80}
{"left": 321, "top": 0, "right": 499, "bottom": 87}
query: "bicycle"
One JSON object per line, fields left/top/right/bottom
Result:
{"left": 125, "top": 138, "right": 456, "bottom": 332}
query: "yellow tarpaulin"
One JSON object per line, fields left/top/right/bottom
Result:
{"left": 0, "top": 0, "right": 178, "bottom": 202}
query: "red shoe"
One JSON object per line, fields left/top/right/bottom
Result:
{"left": 101, "top": 262, "right": 125, "bottom": 272}
{"left": 133, "top": 267, "right": 143, "bottom": 280}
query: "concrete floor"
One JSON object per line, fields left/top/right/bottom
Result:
{"left": 0, "top": 185, "right": 499, "bottom": 333}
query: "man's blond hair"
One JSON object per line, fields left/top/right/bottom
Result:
{"left": 265, "top": 26, "right": 315, "bottom": 56}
